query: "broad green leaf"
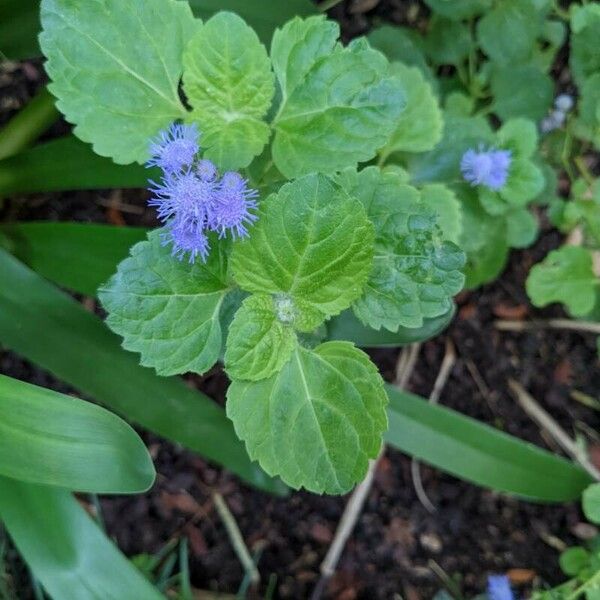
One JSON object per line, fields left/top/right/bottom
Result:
{"left": 354, "top": 212, "right": 465, "bottom": 331}
{"left": 0, "top": 248, "right": 284, "bottom": 494}
{"left": 424, "top": 0, "right": 491, "bottom": 20}
{"left": 367, "top": 25, "right": 437, "bottom": 89}
{"left": 271, "top": 19, "right": 405, "bottom": 178}
{"left": 420, "top": 184, "right": 463, "bottom": 244}
{"left": 457, "top": 184, "right": 509, "bottom": 289}
{"left": 476, "top": 0, "right": 542, "bottom": 65}
{"left": 527, "top": 246, "right": 599, "bottom": 317}
{"left": 0, "top": 478, "right": 164, "bottom": 600}
{"left": 230, "top": 174, "right": 374, "bottom": 328}
{"left": 497, "top": 118, "right": 538, "bottom": 159}
{"left": 227, "top": 342, "right": 388, "bottom": 494}
{"left": 424, "top": 17, "right": 472, "bottom": 66}
{"left": 327, "top": 306, "right": 455, "bottom": 347}
{"left": 183, "top": 12, "right": 274, "bottom": 170}
{"left": 559, "top": 547, "right": 590, "bottom": 577}
{"left": 385, "top": 385, "right": 592, "bottom": 501}
{"left": 225, "top": 294, "right": 297, "bottom": 381}
{"left": 491, "top": 65, "right": 554, "bottom": 121}
{"left": 40, "top": 0, "right": 197, "bottom": 164}
{"left": 270, "top": 15, "right": 339, "bottom": 101}
{"left": 501, "top": 159, "right": 546, "bottom": 206}
{"left": 0, "top": 374, "right": 154, "bottom": 493}
{"left": 583, "top": 483, "right": 600, "bottom": 524}
{"left": 379, "top": 63, "right": 443, "bottom": 156}
{"left": 0, "top": 136, "right": 150, "bottom": 199}
{"left": 505, "top": 208, "right": 539, "bottom": 249}
{"left": 1, "top": 222, "right": 147, "bottom": 296}
{"left": 576, "top": 73, "right": 600, "bottom": 150}
{"left": 99, "top": 230, "right": 230, "bottom": 377}
{"left": 0, "top": 0, "right": 40, "bottom": 59}
{"left": 336, "top": 168, "right": 464, "bottom": 331}
{"left": 570, "top": 4, "right": 600, "bottom": 87}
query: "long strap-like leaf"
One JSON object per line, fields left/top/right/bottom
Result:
{"left": 0, "top": 248, "right": 285, "bottom": 495}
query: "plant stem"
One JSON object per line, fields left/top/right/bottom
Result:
{"left": 495, "top": 318, "right": 600, "bottom": 335}
{"left": 0, "top": 87, "right": 59, "bottom": 161}
{"left": 567, "top": 568, "right": 600, "bottom": 600}
{"left": 575, "top": 156, "right": 596, "bottom": 187}
{"left": 318, "top": 0, "right": 345, "bottom": 12}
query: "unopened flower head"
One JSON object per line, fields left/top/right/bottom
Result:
{"left": 147, "top": 123, "right": 259, "bottom": 262}
{"left": 147, "top": 123, "right": 200, "bottom": 174}
{"left": 210, "top": 172, "right": 259, "bottom": 239}
{"left": 461, "top": 147, "right": 512, "bottom": 191}
{"left": 487, "top": 575, "right": 514, "bottom": 600}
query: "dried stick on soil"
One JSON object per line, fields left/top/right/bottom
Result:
{"left": 508, "top": 379, "right": 600, "bottom": 482}
{"left": 411, "top": 338, "right": 456, "bottom": 513}
{"left": 496, "top": 319, "right": 600, "bottom": 335}
{"left": 310, "top": 344, "right": 422, "bottom": 600}
{"left": 212, "top": 492, "right": 259, "bottom": 585}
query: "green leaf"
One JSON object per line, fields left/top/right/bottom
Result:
{"left": 424, "top": 17, "right": 472, "bottom": 66}
{"left": 225, "top": 294, "right": 298, "bottom": 381}
{"left": 419, "top": 184, "right": 463, "bottom": 245}
{"left": 327, "top": 305, "right": 455, "bottom": 347}
{"left": 577, "top": 73, "right": 600, "bottom": 150}
{"left": 457, "top": 184, "right": 509, "bottom": 289}
{"left": 385, "top": 385, "right": 593, "bottom": 501}
{"left": 379, "top": 63, "right": 443, "bottom": 156}
{"left": 230, "top": 173, "right": 374, "bottom": 328}
{"left": 0, "top": 136, "right": 150, "bottom": 199}
{"left": 0, "top": 478, "right": 164, "bottom": 600}
{"left": 183, "top": 12, "right": 274, "bottom": 170}
{"left": 527, "top": 246, "right": 599, "bottom": 317}
{"left": 424, "top": 0, "right": 492, "bottom": 20}
{"left": 583, "top": 483, "right": 600, "bottom": 524}
{"left": 0, "top": 0, "right": 40, "bottom": 59}
{"left": 271, "top": 18, "right": 405, "bottom": 178}
{"left": 501, "top": 159, "right": 546, "bottom": 206}
{"left": 99, "top": 230, "right": 229, "bottom": 377}
{"left": 570, "top": 4, "right": 600, "bottom": 87}
{"left": 0, "top": 248, "right": 284, "bottom": 494}
{"left": 227, "top": 342, "right": 388, "bottom": 494}
{"left": 1, "top": 222, "right": 147, "bottom": 296}
{"left": 476, "top": 0, "right": 542, "bottom": 65}
{"left": 491, "top": 65, "right": 554, "bottom": 121}
{"left": 0, "top": 374, "right": 154, "bottom": 493}
{"left": 40, "top": 0, "right": 196, "bottom": 164}
{"left": 497, "top": 118, "right": 538, "bottom": 159}
{"left": 336, "top": 168, "right": 465, "bottom": 331}
{"left": 559, "top": 547, "right": 590, "bottom": 577}
{"left": 505, "top": 207, "right": 539, "bottom": 249}
{"left": 367, "top": 25, "right": 436, "bottom": 89}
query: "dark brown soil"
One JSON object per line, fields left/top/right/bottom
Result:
{"left": 2, "top": 2, "right": 600, "bottom": 599}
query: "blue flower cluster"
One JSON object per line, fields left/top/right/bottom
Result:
{"left": 461, "top": 146, "right": 512, "bottom": 191}
{"left": 147, "top": 123, "right": 258, "bottom": 263}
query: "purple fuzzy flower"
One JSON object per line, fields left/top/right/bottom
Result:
{"left": 487, "top": 575, "right": 514, "bottom": 600}
{"left": 210, "top": 172, "right": 258, "bottom": 239}
{"left": 147, "top": 123, "right": 199, "bottom": 174}
{"left": 149, "top": 170, "right": 217, "bottom": 224}
{"left": 163, "top": 217, "right": 210, "bottom": 264}
{"left": 461, "top": 147, "right": 512, "bottom": 191}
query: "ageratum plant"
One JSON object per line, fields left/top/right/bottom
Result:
{"left": 38, "top": 0, "right": 467, "bottom": 494}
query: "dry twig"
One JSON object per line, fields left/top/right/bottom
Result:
{"left": 496, "top": 319, "right": 600, "bottom": 335}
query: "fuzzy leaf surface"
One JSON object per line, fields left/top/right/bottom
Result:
{"left": 99, "top": 230, "right": 229, "bottom": 376}
{"left": 271, "top": 19, "right": 405, "bottom": 178}
{"left": 40, "top": 0, "right": 196, "bottom": 164}
{"left": 227, "top": 342, "right": 388, "bottom": 494}
{"left": 225, "top": 294, "right": 297, "bottom": 381}
{"left": 183, "top": 12, "right": 274, "bottom": 170}
{"left": 230, "top": 174, "right": 374, "bottom": 329}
